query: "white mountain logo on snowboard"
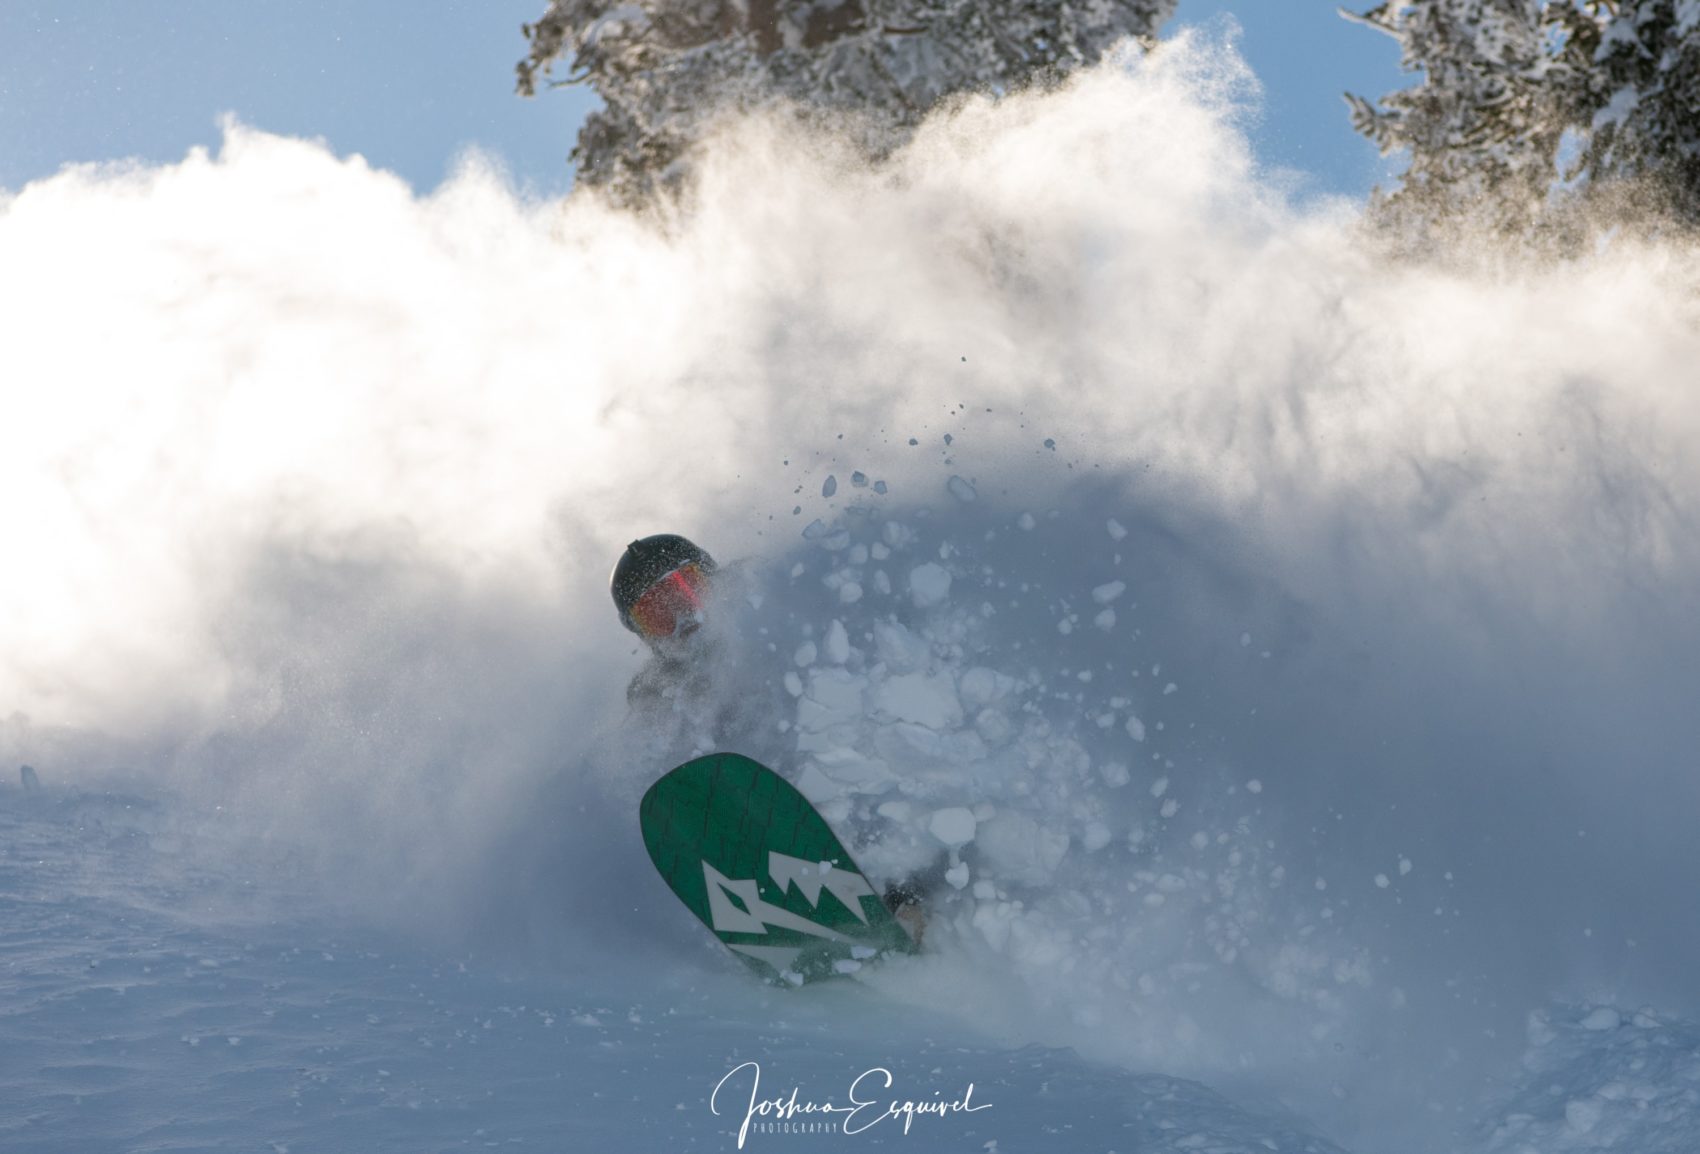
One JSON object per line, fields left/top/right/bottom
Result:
{"left": 702, "top": 853, "right": 878, "bottom": 975}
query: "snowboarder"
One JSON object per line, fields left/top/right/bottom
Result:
{"left": 611, "top": 533, "right": 929, "bottom": 943}
{"left": 610, "top": 532, "right": 721, "bottom": 713}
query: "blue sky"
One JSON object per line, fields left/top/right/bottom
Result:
{"left": 0, "top": 1, "right": 1404, "bottom": 198}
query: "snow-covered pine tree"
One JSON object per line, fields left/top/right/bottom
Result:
{"left": 517, "top": 0, "right": 1177, "bottom": 207}
{"left": 1585, "top": 0, "right": 1700, "bottom": 220}
{"left": 1345, "top": 1, "right": 1700, "bottom": 241}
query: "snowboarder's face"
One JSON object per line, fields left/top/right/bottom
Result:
{"left": 630, "top": 562, "right": 712, "bottom": 646}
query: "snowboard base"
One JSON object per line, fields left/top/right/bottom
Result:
{"left": 640, "top": 752, "right": 918, "bottom": 985}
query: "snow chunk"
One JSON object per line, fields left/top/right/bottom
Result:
{"left": 974, "top": 709, "right": 1014, "bottom": 745}
{"left": 1099, "top": 761, "right": 1130, "bottom": 787}
{"left": 947, "top": 475, "right": 978, "bottom": 502}
{"left": 959, "top": 666, "right": 1017, "bottom": 708}
{"left": 908, "top": 563, "right": 952, "bottom": 608}
{"left": 1126, "top": 715, "right": 1147, "bottom": 742}
{"left": 783, "top": 671, "right": 803, "bottom": 697}
{"left": 799, "top": 749, "right": 895, "bottom": 793}
{"left": 794, "top": 641, "right": 817, "bottom": 667}
{"left": 871, "top": 671, "right": 963, "bottom": 729}
{"left": 1083, "top": 821, "right": 1112, "bottom": 851}
{"left": 977, "top": 812, "right": 1069, "bottom": 885}
{"left": 876, "top": 800, "right": 911, "bottom": 821}
{"left": 929, "top": 807, "right": 977, "bottom": 848}
{"left": 873, "top": 620, "right": 930, "bottom": 673}
{"left": 1017, "top": 512, "right": 1036, "bottom": 530}
{"left": 945, "top": 862, "right": 970, "bottom": 889}
{"left": 973, "top": 901, "right": 1016, "bottom": 952}
{"left": 823, "top": 619, "right": 850, "bottom": 664}
{"left": 1094, "top": 609, "right": 1116, "bottom": 631}
{"left": 1580, "top": 1007, "right": 1622, "bottom": 1031}
{"left": 1107, "top": 518, "right": 1127, "bottom": 540}
{"left": 1564, "top": 1097, "right": 1603, "bottom": 1135}
{"left": 1246, "top": 779, "right": 1263, "bottom": 794}
{"left": 794, "top": 765, "right": 840, "bottom": 803}
{"left": 876, "top": 719, "right": 985, "bottom": 770}
{"left": 1092, "top": 581, "right": 1126, "bottom": 604}
{"left": 796, "top": 669, "right": 865, "bottom": 733}
{"left": 822, "top": 475, "right": 837, "bottom": 498}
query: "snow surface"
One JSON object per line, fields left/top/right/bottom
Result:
{"left": 16, "top": 782, "right": 1696, "bottom": 1154}
{"left": 6, "top": 34, "right": 1700, "bottom": 1154}
{"left": 0, "top": 789, "right": 1359, "bottom": 1153}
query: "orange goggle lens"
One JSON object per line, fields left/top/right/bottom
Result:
{"left": 628, "top": 563, "right": 711, "bottom": 639}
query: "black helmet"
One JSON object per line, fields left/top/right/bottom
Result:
{"left": 611, "top": 534, "right": 717, "bottom": 638}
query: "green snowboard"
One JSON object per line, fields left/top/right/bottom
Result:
{"left": 640, "top": 752, "right": 918, "bottom": 986}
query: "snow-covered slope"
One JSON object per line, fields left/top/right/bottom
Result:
{"left": 5, "top": 33, "right": 1700, "bottom": 1154}
{"left": 1479, "top": 1006, "right": 1700, "bottom": 1154}
{"left": 3, "top": 784, "right": 1360, "bottom": 1153}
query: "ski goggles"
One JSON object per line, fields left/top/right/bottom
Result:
{"left": 629, "top": 562, "right": 712, "bottom": 641}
